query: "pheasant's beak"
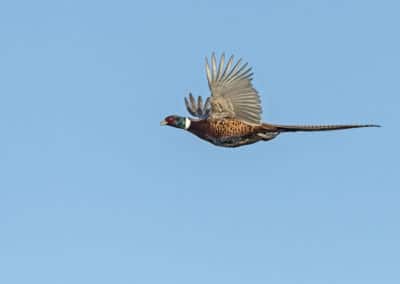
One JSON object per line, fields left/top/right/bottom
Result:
{"left": 160, "top": 120, "right": 168, "bottom": 126}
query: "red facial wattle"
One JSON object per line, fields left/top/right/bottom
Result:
{"left": 165, "top": 116, "right": 175, "bottom": 125}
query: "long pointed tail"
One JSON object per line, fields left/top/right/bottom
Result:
{"left": 262, "top": 123, "right": 380, "bottom": 132}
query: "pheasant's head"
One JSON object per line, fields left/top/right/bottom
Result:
{"left": 160, "top": 115, "right": 191, "bottom": 129}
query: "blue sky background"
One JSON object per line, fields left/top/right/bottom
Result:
{"left": 1, "top": 1, "right": 399, "bottom": 283}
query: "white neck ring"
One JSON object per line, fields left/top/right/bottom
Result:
{"left": 184, "top": 118, "right": 191, "bottom": 130}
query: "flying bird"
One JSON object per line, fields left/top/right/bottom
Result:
{"left": 161, "top": 53, "right": 379, "bottom": 147}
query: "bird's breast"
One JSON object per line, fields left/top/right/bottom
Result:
{"left": 209, "top": 119, "right": 256, "bottom": 137}
{"left": 188, "top": 119, "right": 257, "bottom": 140}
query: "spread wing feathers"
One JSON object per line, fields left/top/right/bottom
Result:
{"left": 184, "top": 92, "right": 210, "bottom": 119}
{"left": 205, "top": 53, "right": 262, "bottom": 125}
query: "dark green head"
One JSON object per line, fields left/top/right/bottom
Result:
{"left": 160, "top": 115, "right": 190, "bottom": 129}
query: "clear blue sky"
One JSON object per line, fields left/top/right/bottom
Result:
{"left": 0, "top": 1, "right": 399, "bottom": 283}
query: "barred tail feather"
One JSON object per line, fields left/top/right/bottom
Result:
{"left": 262, "top": 123, "right": 380, "bottom": 132}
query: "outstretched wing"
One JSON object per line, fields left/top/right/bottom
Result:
{"left": 205, "top": 53, "right": 262, "bottom": 125}
{"left": 184, "top": 92, "right": 210, "bottom": 119}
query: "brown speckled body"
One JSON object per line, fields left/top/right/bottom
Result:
{"left": 188, "top": 119, "right": 278, "bottom": 147}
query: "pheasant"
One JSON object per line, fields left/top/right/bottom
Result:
{"left": 161, "top": 53, "right": 379, "bottom": 148}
